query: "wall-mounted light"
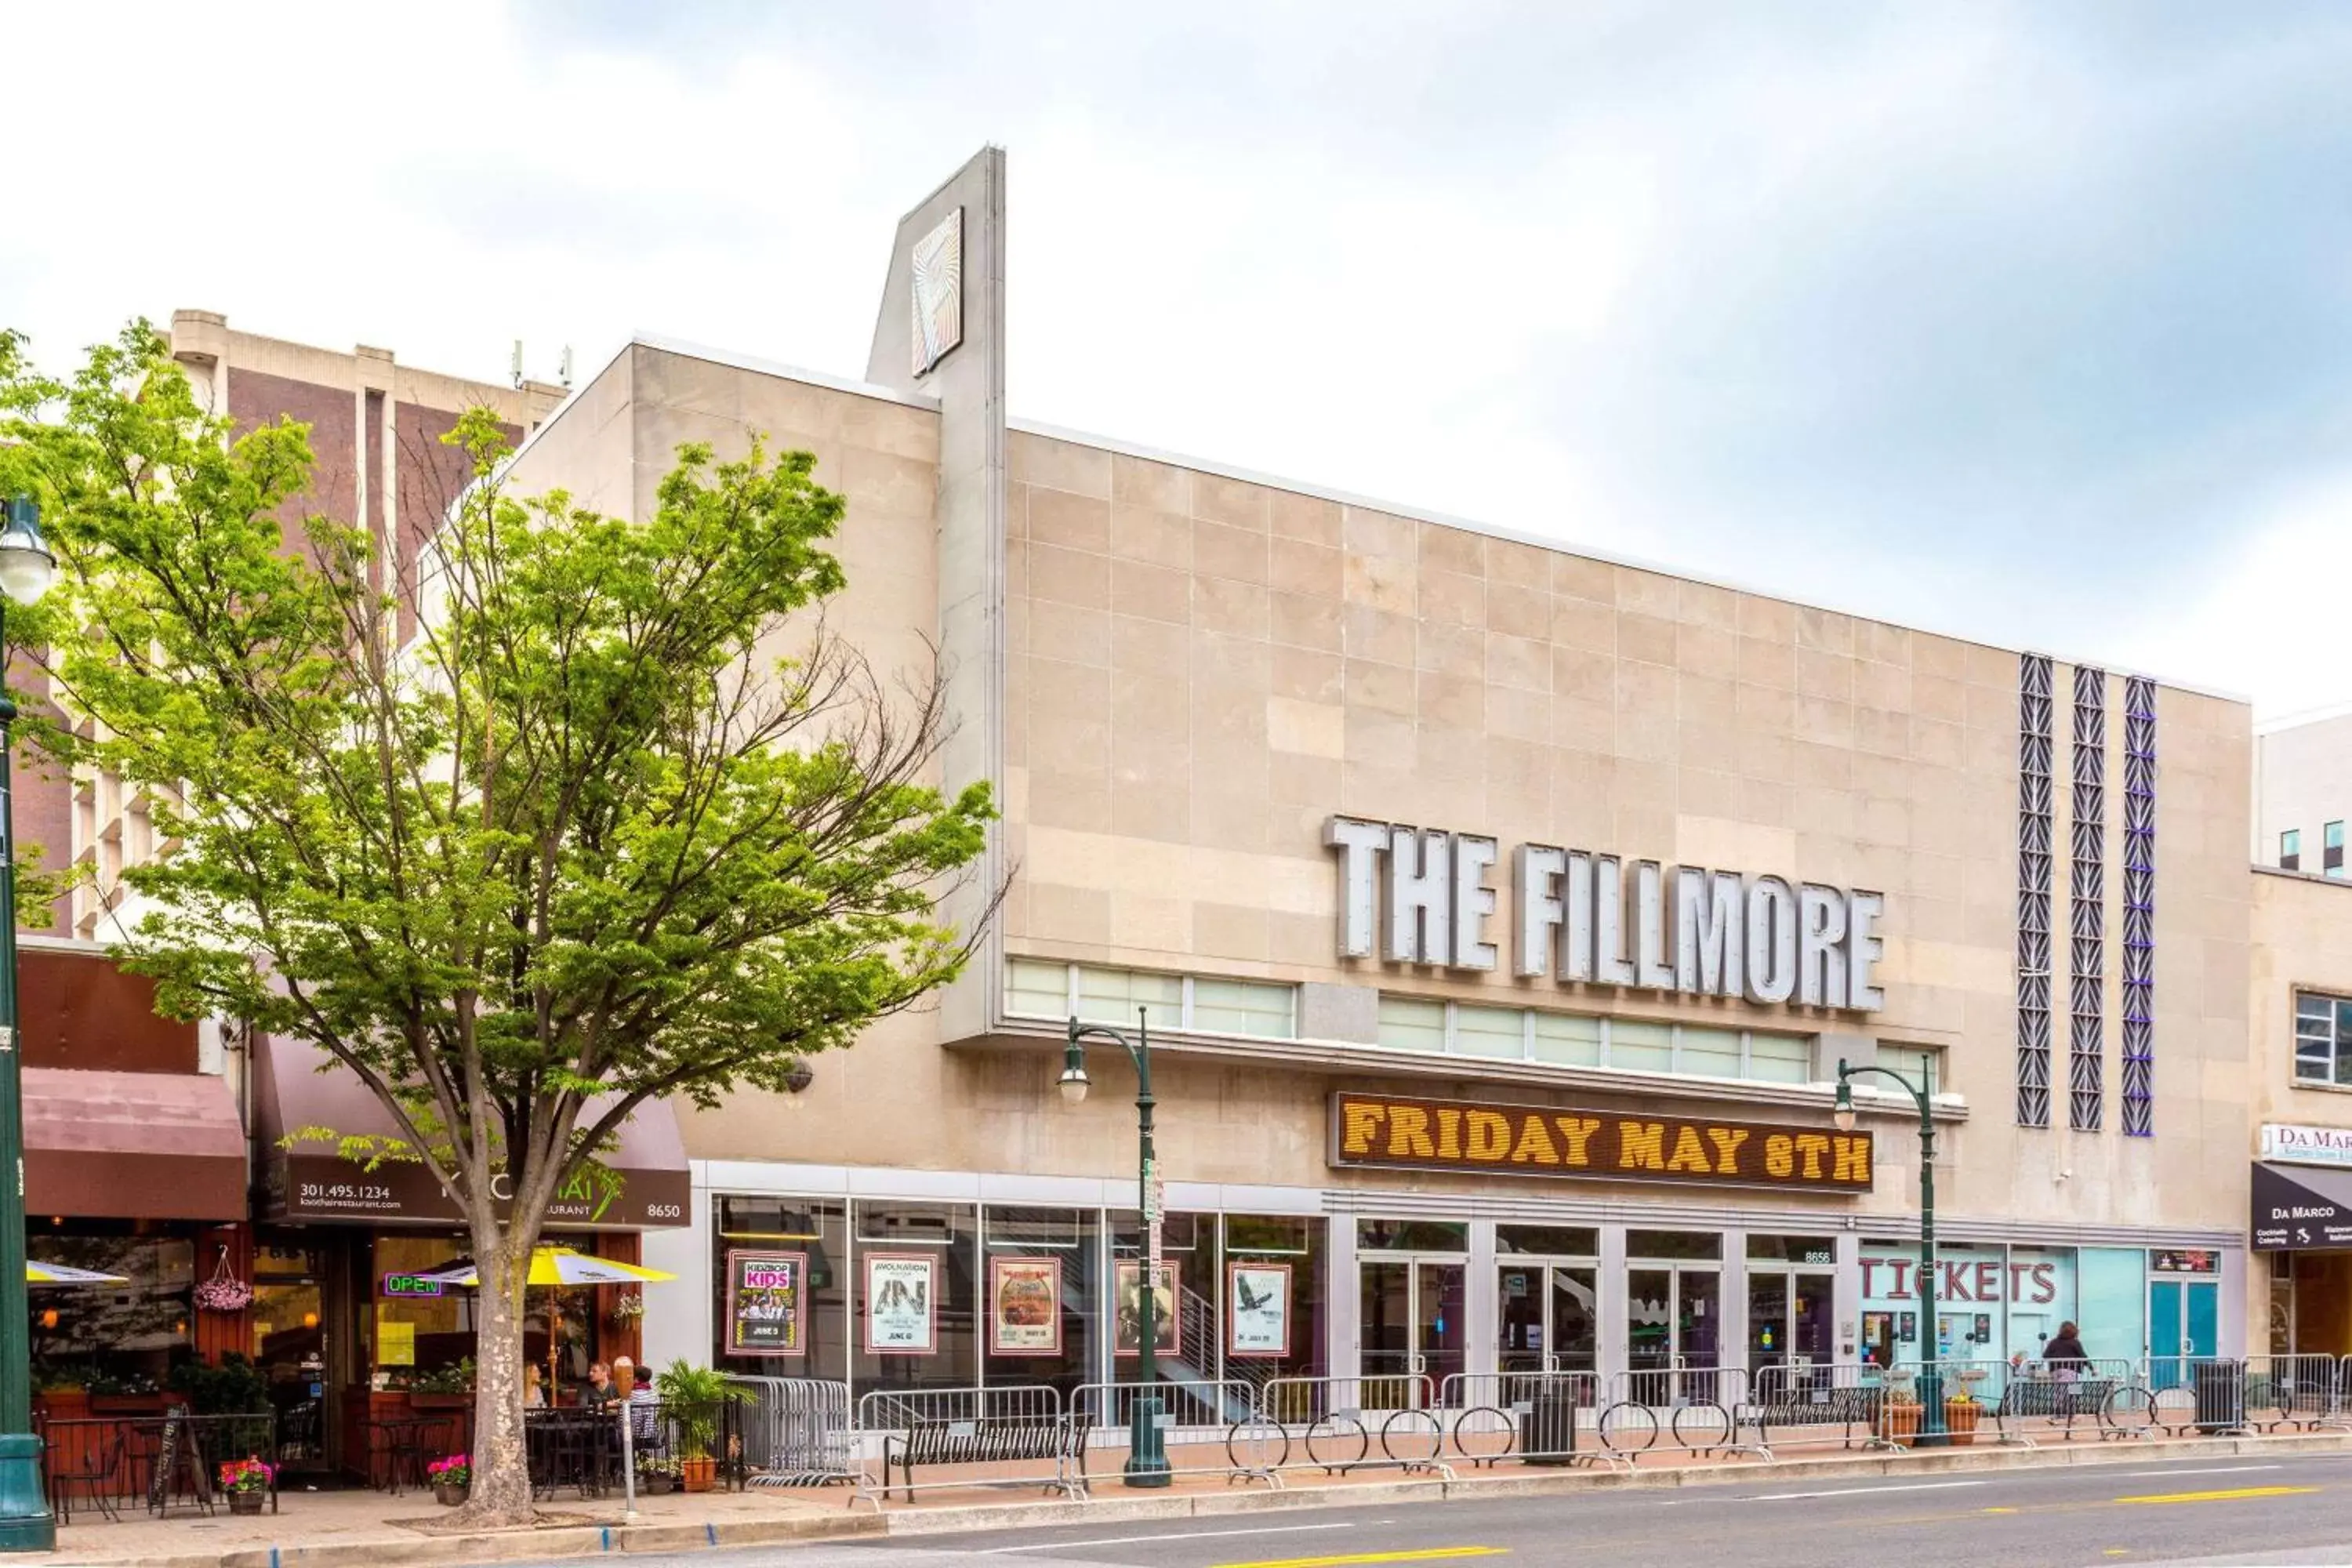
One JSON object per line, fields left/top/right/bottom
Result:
{"left": 38, "top": 1309, "right": 57, "bottom": 1330}
{"left": 303, "top": 1312, "right": 318, "bottom": 1328}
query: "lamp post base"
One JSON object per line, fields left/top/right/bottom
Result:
{"left": 1123, "top": 1396, "right": 1172, "bottom": 1489}
{"left": 0, "top": 1436, "right": 54, "bottom": 1552}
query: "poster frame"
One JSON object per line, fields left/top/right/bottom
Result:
{"left": 724, "top": 1247, "right": 809, "bottom": 1359}
{"left": 988, "top": 1254, "right": 1063, "bottom": 1357}
{"left": 862, "top": 1251, "right": 938, "bottom": 1356}
{"left": 1112, "top": 1260, "right": 1181, "bottom": 1359}
{"left": 1226, "top": 1259, "right": 1292, "bottom": 1359}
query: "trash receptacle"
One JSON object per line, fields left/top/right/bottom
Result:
{"left": 1519, "top": 1391, "right": 1579, "bottom": 1465}
{"left": 2192, "top": 1359, "right": 2245, "bottom": 1433}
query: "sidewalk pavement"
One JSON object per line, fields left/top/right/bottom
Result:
{"left": 38, "top": 1426, "right": 2352, "bottom": 1568}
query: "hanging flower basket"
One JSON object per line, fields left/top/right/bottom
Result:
{"left": 609, "top": 1291, "right": 646, "bottom": 1327}
{"left": 195, "top": 1246, "right": 253, "bottom": 1314}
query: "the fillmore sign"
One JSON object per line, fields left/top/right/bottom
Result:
{"left": 1324, "top": 815, "right": 1886, "bottom": 1011}
{"left": 1330, "top": 1091, "right": 1875, "bottom": 1192}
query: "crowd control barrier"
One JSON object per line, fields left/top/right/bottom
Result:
{"left": 851, "top": 1385, "right": 1083, "bottom": 1509}
{"left": 730, "top": 1376, "right": 855, "bottom": 1486}
{"left": 1437, "top": 1370, "right": 1621, "bottom": 1470}
{"left": 1247, "top": 1374, "right": 1456, "bottom": 1481}
{"left": 1074, "top": 1379, "right": 1281, "bottom": 1487}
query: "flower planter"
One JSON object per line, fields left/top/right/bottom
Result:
{"left": 409, "top": 1393, "right": 471, "bottom": 1410}
{"left": 434, "top": 1482, "right": 467, "bottom": 1507}
{"left": 679, "top": 1456, "right": 716, "bottom": 1494}
{"left": 1944, "top": 1399, "right": 1980, "bottom": 1446}
{"left": 227, "top": 1490, "right": 267, "bottom": 1516}
{"left": 638, "top": 1470, "right": 675, "bottom": 1496}
{"left": 89, "top": 1393, "right": 167, "bottom": 1416}
{"left": 1884, "top": 1400, "right": 1921, "bottom": 1446}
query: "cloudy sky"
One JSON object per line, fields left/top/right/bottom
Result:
{"left": 12, "top": 2, "right": 2352, "bottom": 715}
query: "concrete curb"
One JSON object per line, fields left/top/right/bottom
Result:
{"left": 880, "top": 1428, "right": 2352, "bottom": 1535}
{"left": 59, "top": 1430, "right": 2352, "bottom": 1566}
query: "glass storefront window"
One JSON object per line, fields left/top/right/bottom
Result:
{"left": 1626, "top": 1229, "right": 1721, "bottom": 1261}
{"left": 714, "top": 1196, "right": 848, "bottom": 1382}
{"left": 1376, "top": 997, "right": 1446, "bottom": 1054}
{"left": 1225, "top": 1215, "right": 1327, "bottom": 1395}
{"left": 28, "top": 1228, "right": 195, "bottom": 1393}
{"left": 981, "top": 1206, "right": 1099, "bottom": 1396}
{"left": 372, "top": 1233, "right": 479, "bottom": 1385}
{"left": 1496, "top": 1225, "right": 1599, "bottom": 1257}
{"left": 1451, "top": 1005, "right": 1524, "bottom": 1059}
{"left": 1356, "top": 1219, "right": 1468, "bottom": 1252}
{"left": 1676, "top": 1026, "right": 1743, "bottom": 1078}
{"left": 1608, "top": 1022, "right": 1673, "bottom": 1073}
{"left": 850, "top": 1199, "right": 976, "bottom": 1393}
{"left": 1530, "top": 1012, "right": 1602, "bottom": 1066}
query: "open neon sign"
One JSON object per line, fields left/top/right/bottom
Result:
{"left": 380, "top": 1272, "right": 445, "bottom": 1299}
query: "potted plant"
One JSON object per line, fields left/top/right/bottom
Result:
{"left": 169, "top": 1353, "right": 272, "bottom": 1415}
{"left": 408, "top": 1358, "right": 475, "bottom": 1410}
{"left": 1883, "top": 1393, "right": 1922, "bottom": 1446}
{"left": 1944, "top": 1388, "right": 1980, "bottom": 1446}
{"left": 653, "top": 1361, "right": 744, "bottom": 1494}
{"left": 426, "top": 1453, "right": 470, "bottom": 1506}
{"left": 218, "top": 1457, "right": 272, "bottom": 1516}
{"left": 636, "top": 1455, "right": 680, "bottom": 1496}
{"left": 610, "top": 1290, "right": 647, "bottom": 1330}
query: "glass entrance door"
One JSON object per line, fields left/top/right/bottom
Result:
{"left": 1497, "top": 1264, "right": 1599, "bottom": 1375}
{"left": 2148, "top": 1275, "right": 2220, "bottom": 1386}
{"left": 1626, "top": 1265, "right": 1722, "bottom": 1400}
{"left": 1360, "top": 1256, "right": 1465, "bottom": 1403}
{"left": 1747, "top": 1271, "right": 1834, "bottom": 1374}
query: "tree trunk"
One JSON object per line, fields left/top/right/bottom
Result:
{"left": 448, "top": 1224, "right": 535, "bottom": 1527}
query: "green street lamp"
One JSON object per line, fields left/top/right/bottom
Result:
{"left": 0, "top": 496, "right": 57, "bottom": 1551}
{"left": 1058, "top": 1010, "right": 1171, "bottom": 1489}
{"left": 1834, "top": 1054, "right": 1944, "bottom": 1450}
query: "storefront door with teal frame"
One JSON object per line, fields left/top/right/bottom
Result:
{"left": 2147, "top": 1277, "right": 2219, "bottom": 1389}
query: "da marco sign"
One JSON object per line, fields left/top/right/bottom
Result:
{"left": 1324, "top": 815, "right": 1886, "bottom": 1011}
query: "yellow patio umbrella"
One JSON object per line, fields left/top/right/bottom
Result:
{"left": 423, "top": 1247, "right": 673, "bottom": 1397}
{"left": 27, "top": 1261, "right": 129, "bottom": 1286}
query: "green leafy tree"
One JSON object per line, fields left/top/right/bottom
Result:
{"left": 0, "top": 323, "right": 993, "bottom": 1523}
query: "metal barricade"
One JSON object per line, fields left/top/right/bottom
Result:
{"left": 1250, "top": 1374, "right": 1454, "bottom": 1481}
{"left": 1073, "top": 1379, "right": 1277, "bottom": 1488}
{"left": 1998, "top": 1358, "right": 2146, "bottom": 1442}
{"left": 1741, "top": 1360, "right": 1896, "bottom": 1456}
{"left": 851, "top": 1385, "right": 1081, "bottom": 1510}
{"left": 2144, "top": 1356, "right": 2249, "bottom": 1436}
{"left": 729, "top": 1376, "right": 855, "bottom": 1486}
{"left": 2241, "top": 1356, "right": 2342, "bottom": 1432}
{"left": 1436, "top": 1370, "right": 1620, "bottom": 1471}
{"left": 1602, "top": 1363, "right": 1759, "bottom": 1459}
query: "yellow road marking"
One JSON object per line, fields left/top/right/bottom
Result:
{"left": 2111, "top": 1485, "right": 2319, "bottom": 1505}
{"left": 1213, "top": 1550, "right": 1508, "bottom": 1568}
{"left": 1983, "top": 1507, "right": 2018, "bottom": 1514}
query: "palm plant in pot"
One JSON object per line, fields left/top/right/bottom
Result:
{"left": 653, "top": 1361, "right": 742, "bottom": 1493}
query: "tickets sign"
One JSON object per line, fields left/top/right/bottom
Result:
{"left": 1329, "top": 1091, "right": 1873, "bottom": 1192}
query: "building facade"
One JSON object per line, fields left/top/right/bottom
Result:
{"left": 463, "top": 148, "right": 2277, "bottom": 1403}
{"left": 2254, "top": 708, "right": 2352, "bottom": 879}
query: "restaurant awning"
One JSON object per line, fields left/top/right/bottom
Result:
{"left": 2252, "top": 1160, "right": 2352, "bottom": 1250}
{"left": 254, "top": 1034, "right": 690, "bottom": 1230}
{"left": 23, "top": 1067, "right": 247, "bottom": 1221}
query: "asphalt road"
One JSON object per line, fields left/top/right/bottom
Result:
{"left": 503, "top": 1450, "right": 2352, "bottom": 1568}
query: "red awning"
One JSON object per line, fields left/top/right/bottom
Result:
{"left": 22, "top": 1067, "right": 248, "bottom": 1221}
{"left": 255, "top": 1034, "right": 689, "bottom": 1229}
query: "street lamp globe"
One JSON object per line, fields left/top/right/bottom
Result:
{"left": 1056, "top": 1063, "right": 1091, "bottom": 1105}
{"left": 0, "top": 499, "right": 55, "bottom": 608}
{"left": 1832, "top": 1074, "right": 1858, "bottom": 1134}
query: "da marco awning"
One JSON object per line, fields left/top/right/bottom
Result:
{"left": 2252, "top": 1160, "right": 2352, "bottom": 1250}
{"left": 254, "top": 1034, "right": 690, "bottom": 1230}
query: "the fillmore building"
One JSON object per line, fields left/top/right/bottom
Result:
{"left": 477, "top": 146, "right": 2274, "bottom": 1398}
{"left": 52, "top": 148, "right": 2352, "bottom": 1422}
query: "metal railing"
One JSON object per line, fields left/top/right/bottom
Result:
{"left": 851, "top": 1385, "right": 1083, "bottom": 1509}
{"left": 38, "top": 1409, "right": 281, "bottom": 1521}
{"left": 1438, "top": 1370, "right": 1617, "bottom": 1470}
{"left": 1248, "top": 1374, "right": 1455, "bottom": 1481}
{"left": 1076, "top": 1379, "right": 1279, "bottom": 1486}
{"left": 730, "top": 1376, "right": 855, "bottom": 1486}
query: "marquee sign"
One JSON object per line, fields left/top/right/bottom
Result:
{"left": 1329, "top": 1091, "right": 1874, "bottom": 1193}
{"left": 1324, "top": 817, "right": 1886, "bottom": 1011}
